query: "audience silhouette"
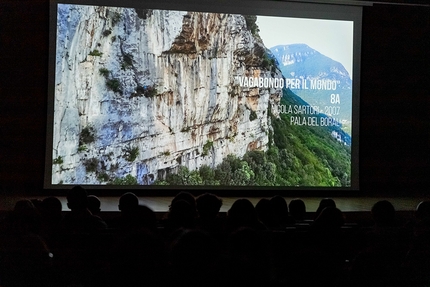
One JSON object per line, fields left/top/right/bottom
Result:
{"left": 1, "top": 191, "right": 428, "bottom": 287}
{"left": 226, "top": 198, "right": 266, "bottom": 232}
{"left": 255, "top": 198, "right": 275, "bottom": 229}
{"left": 289, "top": 198, "right": 307, "bottom": 222}
{"left": 270, "top": 195, "right": 291, "bottom": 228}
{"left": 62, "top": 186, "right": 107, "bottom": 233}
{"left": 87, "top": 194, "right": 102, "bottom": 216}
{"left": 0, "top": 199, "right": 53, "bottom": 287}
{"left": 195, "top": 192, "right": 224, "bottom": 234}
{"left": 109, "top": 192, "right": 138, "bottom": 229}
{"left": 315, "top": 198, "right": 336, "bottom": 219}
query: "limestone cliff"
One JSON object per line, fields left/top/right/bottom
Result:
{"left": 52, "top": 4, "right": 283, "bottom": 185}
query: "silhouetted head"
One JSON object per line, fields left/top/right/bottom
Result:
{"left": 168, "top": 199, "right": 196, "bottom": 230}
{"left": 371, "top": 200, "right": 396, "bottom": 227}
{"left": 316, "top": 198, "right": 336, "bottom": 218}
{"left": 255, "top": 198, "right": 273, "bottom": 226}
{"left": 196, "top": 193, "right": 222, "bottom": 219}
{"left": 270, "top": 195, "right": 289, "bottom": 224}
{"left": 66, "top": 186, "right": 88, "bottom": 211}
{"left": 41, "top": 197, "right": 62, "bottom": 221}
{"left": 170, "top": 191, "right": 196, "bottom": 220}
{"left": 14, "top": 199, "right": 35, "bottom": 212}
{"left": 119, "top": 192, "right": 139, "bottom": 212}
{"left": 416, "top": 201, "right": 430, "bottom": 220}
{"left": 289, "top": 198, "right": 306, "bottom": 221}
{"left": 228, "top": 198, "right": 258, "bottom": 229}
{"left": 313, "top": 207, "right": 344, "bottom": 230}
{"left": 171, "top": 191, "right": 196, "bottom": 209}
{"left": 87, "top": 195, "right": 101, "bottom": 214}
{"left": 135, "top": 204, "right": 157, "bottom": 231}
{"left": 11, "top": 199, "right": 41, "bottom": 234}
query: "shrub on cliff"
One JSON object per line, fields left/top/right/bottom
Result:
{"left": 53, "top": 156, "right": 63, "bottom": 165}
{"left": 111, "top": 12, "right": 121, "bottom": 26}
{"left": 202, "top": 140, "right": 213, "bottom": 156}
{"left": 99, "top": 68, "right": 110, "bottom": 78}
{"left": 249, "top": 110, "right": 257, "bottom": 121}
{"left": 106, "top": 78, "right": 121, "bottom": 93}
{"left": 84, "top": 158, "right": 99, "bottom": 173}
{"left": 144, "top": 86, "right": 157, "bottom": 97}
{"left": 89, "top": 49, "right": 103, "bottom": 57}
{"left": 244, "top": 15, "right": 259, "bottom": 36}
{"left": 79, "top": 126, "right": 95, "bottom": 145}
{"left": 125, "top": 146, "right": 139, "bottom": 162}
{"left": 103, "top": 30, "right": 111, "bottom": 37}
{"left": 121, "top": 53, "right": 133, "bottom": 70}
{"left": 110, "top": 174, "right": 138, "bottom": 185}
{"left": 98, "top": 172, "right": 110, "bottom": 182}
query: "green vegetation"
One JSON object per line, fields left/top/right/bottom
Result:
{"left": 199, "top": 165, "right": 220, "bottom": 185}
{"left": 111, "top": 12, "right": 121, "bottom": 26}
{"left": 84, "top": 157, "right": 99, "bottom": 173}
{"left": 244, "top": 15, "right": 259, "bottom": 37}
{"left": 135, "top": 85, "right": 145, "bottom": 95}
{"left": 79, "top": 126, "right": 95, "bottom": 145}
{"left": 125, "top": 146, "right": 139, "bottom": 162}
{"left": 156, "top": 166, "right": 203, "bottom": 185}
{"left": 106, "top": 78, "right": 121, "bottom": 93}
{"left": 97, "top": 172, "right": 110, "bottom": 182}
{"left": 101, "top": 68, "right": 121, "bottom": 93}
{"left": 131, "top": 85, "right": 158, "bottom": 98}
{"left": 202, "top": 140, "right": 213, "bottom": 157}
{"left": 153, "top": 180, "right": 169, "bottom": 186}
{"left": 181, "top": 127, "right": 191, "bottom": 132}
{"left": 89, "top": 49, "right": 103, "bottom": 57}
{"left": 160, "top": 151, "right": 170, "bottom": 156}
{"left": 99, "top": 68, "right": 110, "bottom": 78}
{"left": 249, "top": 110, "right": 257, "bottom": 121}
{"left": 103, "top": 30, "right": 112, "bottom": 37}
{"left": 53, "top": 156, "right": 63, "bottom": 165}
{"left": 110, "top": 174, "right": 138, "bottom": 185}
{"left": 121, "top": 53, "right": 133, "bottom": 70}
{"left": 144, "top": 86, "right": 157, "bottom": 97}
{"left": 261, "top": 52, "right": 277, "bottom": 70}
{"left": 78, "top": 145, "right": 88, "bottom": 152}
{"left": 268, "top": 89, "right": 351, "bottom": 186}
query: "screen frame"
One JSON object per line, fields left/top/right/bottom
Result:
{"left": 45, "top": 0, "right": 365, "bottom": 194}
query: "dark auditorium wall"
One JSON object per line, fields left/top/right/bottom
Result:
{"left": 359, "top": 2, "right": 429, "bottom": 196}
{"left": 0, "top": 0, "right": 428, "bottom": 196}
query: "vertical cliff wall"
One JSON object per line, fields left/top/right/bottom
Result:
{"left": 52, "top": 4, "right": 283, "bottom": 185}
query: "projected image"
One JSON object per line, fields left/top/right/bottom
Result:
{"left": 52, "top": 4, "right": 353, "bottom": 187}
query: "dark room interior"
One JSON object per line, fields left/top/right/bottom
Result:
{"left": 0, "top": 0, "right": 429, "bottom": 286}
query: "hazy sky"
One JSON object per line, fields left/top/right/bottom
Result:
{"left": 257, "top": 16, "right": 354, "bottom": 77}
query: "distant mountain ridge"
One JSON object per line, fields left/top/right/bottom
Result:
{"left": 270, "top": 44, "right": 352, "bottom": 133}
{"left": 270, "top": 44, "right": 351, "bottom": 87}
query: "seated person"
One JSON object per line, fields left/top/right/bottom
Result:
{"left": 62, "top": 186, "right": 107, "bottom": 233}
{"left": 196, "top": 193, "right": 224, "bottom": 233}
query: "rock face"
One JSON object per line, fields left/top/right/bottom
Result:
{"left": 52, "top": 4, "right": 283, "bottom": 185}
